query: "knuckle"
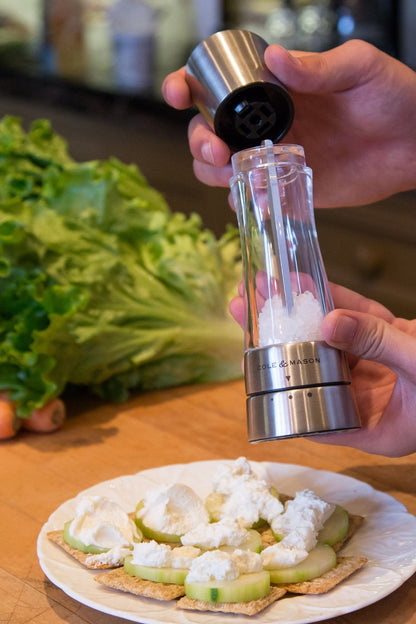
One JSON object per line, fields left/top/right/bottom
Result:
{"left": 357, "top": 318, "right": 388, "bottom": 360}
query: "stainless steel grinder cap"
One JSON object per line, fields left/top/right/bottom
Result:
{"left": 185, "top": 29, "right": 294, "bottom": 151}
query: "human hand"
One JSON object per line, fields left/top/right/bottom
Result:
{"left": 162, "top": 39, "right": 416, "bottom": 207}
{"left": 318, "top": 284, "right": 416, "bottom": 458}
{"left": 229, "top": 282, "right": 416, "bottom": 458}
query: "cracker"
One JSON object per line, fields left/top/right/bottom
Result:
{"left": 278, "top": 555, "right": 368, "bottom": 594}
{"left": 176, "top": 586, "right": 286, "bottom": 616}
{"left": 46, "top": 530, "right": 120, "bottom": 569}
{"left": 94, "top": 567, "right": 185, "bottom": 600}
{"left": 259, "top": 527, "right": 277, "bottom": 548}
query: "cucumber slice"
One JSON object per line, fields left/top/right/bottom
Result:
{"left": 135, "top": 500, "right": 182, "bottom": 543}
{"left": 185, "top": 571, "right": 270, "bottom": 603}
{"left": 317, "top": 505, "right": 349, "bottom": 546}
{"left": 124, "top": 554, "right": 188, "bottom": 584}
{"left": 268, "top": 544, "right": 337, "bottom": 584}
{"left": 272, "top": 504, "right": 349, "bottom": 545}
{"left": 219, "top": 529, "right": 262, "bottom": 554}
{"left": 63, "top": 520, "right": 108, "bottom": 554}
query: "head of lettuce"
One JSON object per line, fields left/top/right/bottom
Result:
{"left": 0, "top": 116, "right": 243, "bottom": 418}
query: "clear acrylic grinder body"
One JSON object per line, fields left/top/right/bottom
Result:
{"left": 230, "top": 144, "right": 361, "bottom": 442}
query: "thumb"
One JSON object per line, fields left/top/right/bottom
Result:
{"left": 322, "top": 309, "right": 416, "bottom": 382}
{"left": 264, "top": 40, "right": 379, "bottom": 94}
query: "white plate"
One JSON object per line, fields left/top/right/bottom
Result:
{"left": 37, "top": 460, "right": 416, "bottom": 624}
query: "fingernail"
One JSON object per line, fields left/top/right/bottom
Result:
{"left": 201, "top": 141, "right": 215, "bottom": 165}
{"left": 331, "top": 314, "right": 359, "bottom": 343}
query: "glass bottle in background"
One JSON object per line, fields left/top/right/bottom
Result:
{"left": 108, "top": 0, "right": 157, "bottom": 93}
{"left": 145, "top": 0, "right": 197, "bottom": 92}
{"left": 41, "top": 0, "right": 86, "bottom": 80}
{"left": 82, "top": 0, "right": 113, "bottom": 91}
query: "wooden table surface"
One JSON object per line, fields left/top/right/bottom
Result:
{"left": 1, "top": 379, "right": 416, "bottom": 624}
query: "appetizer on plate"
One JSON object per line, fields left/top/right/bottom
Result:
{"left": 47, "top": 495, "right": 142, "bottom": 569}
{"left": 88, "top": 457, "right": 367, "bottom": 615}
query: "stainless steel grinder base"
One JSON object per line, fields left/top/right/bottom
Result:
{"left": 244, "top": 341, "right": 360, "bottom": 443}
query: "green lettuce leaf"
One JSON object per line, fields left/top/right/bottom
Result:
{"left": 0, "top": 117, "right": 243, "bottom": 417}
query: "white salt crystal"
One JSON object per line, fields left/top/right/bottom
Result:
{"left": 258, "top": 291, "right": 324, "bottom": 346}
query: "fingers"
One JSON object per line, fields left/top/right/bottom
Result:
{"left": 162, "top": 42, "right": 378, "bottom": 110}
{"left": 322, "top": 309, "right": 416, "bottom": 381}
{"left": 192, "top": 159, "right": 234, "bottom": 187}
{"left": 161, "top": 67, "right": 193, "bottom": 109}
{"left": 188, "top": 114, "right": 231, "bottom": 167}
{"left": 264, "top": 40, "right": 381, "bottom": 94}
{"left": 163, "top": 68, "right": 233, "bottom": 178}
{"left": 329, "top": 283, "right": 395, "bottom": 323}
{"left": 229, "top": 296, "right": 244, "bottom": 329}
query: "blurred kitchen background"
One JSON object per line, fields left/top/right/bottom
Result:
{"left": 0, "top": 0, "right": 415, "bottom": 318}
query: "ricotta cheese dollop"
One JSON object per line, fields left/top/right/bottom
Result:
{"left": 211, "top": 457, "right": 283, "bottom": 528}
{"left": 263, "top": 489, "right": 335, "bottom": 569}
{"left": 271, "top": 489, "right": 335, "bottom": 550}
{"left": 261, "top": 542, "right": 310, "bottom": 569}
{"left": 68, "top": 495, "right": 141, "bottom": 565}
{"left": 186, "top": 549, "right": 263, "bottom": 583}
{"left": 131, "top": 540, "right": 200, "bottom": 568}
{"left": 136, "top": 483, "right": 209, "bottom": 535}
{"left": 181, "top": 517, "right": 249, "bottom": 550}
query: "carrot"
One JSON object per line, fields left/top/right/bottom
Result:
{"left": 0, "top": 394, "right": 21, "bottom": 439}
{"left": 21, "top": 398, "right": 66, "bottom": 433}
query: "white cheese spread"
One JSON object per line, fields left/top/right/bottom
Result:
{"left": 186, "top": 549, "right": 262, "bottom": 583}
{"left": 131, "top": 540, "right": 200, "bottom": 568}
{"left": 181, "top": 517, "right": 249, "bottom": 550}
{"left": 270, "top": 489, "right": 335, "bottom": 552}
{"left": 68, "top": 495, "right": 141, "bottom": 565}
{"left": 261, "top": 543, "right": 310, "bottom": 569}
{"left": 211, "top": 457, "right": 283, "bottom": 527}
{"left": 85, "top": 545, "right": 132, "bottom": 567}
{"left": 261, "top": 488, "right": 337, "bottom": 568}
{"left": 170, "top": 545, "right": 201, "bottom": 568}
{"left": 136, "top": 483, "right": 209, "bottom": 535}
{"left": 232, "top": 548, "right": 263, "bottom": 575}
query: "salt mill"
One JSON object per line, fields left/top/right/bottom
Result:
{"left": 186, "top": 30, "right": 361, "bottom": 441}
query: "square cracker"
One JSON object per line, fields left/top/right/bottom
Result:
{"left": 176, "top": 586, "right": 287, "bottom": 616}
{"left": 46, "top": 530, "right": 120, "bottom": 570}
{"left": 94, "top": 567, "right": 185, "bottom": 600}
{"left": 278, "top": 555, "right": 368, "bottom": 594}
